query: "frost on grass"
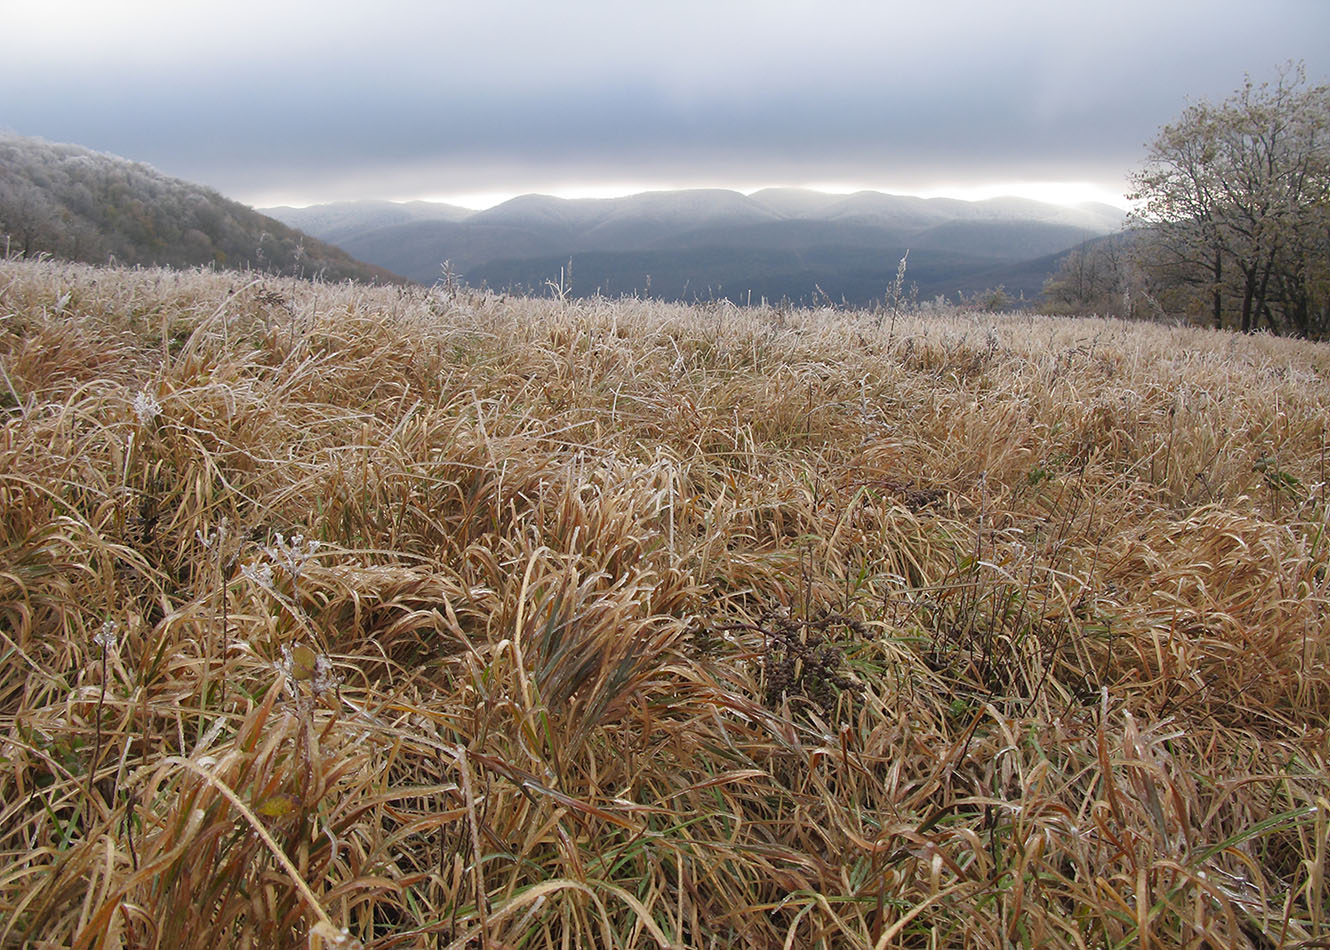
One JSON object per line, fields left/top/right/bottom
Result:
{"left": 2, "top": 258, "right": 1328, "bottom": 949}
{"left": 132, "top": 388, "right": 161, "bottom": 425}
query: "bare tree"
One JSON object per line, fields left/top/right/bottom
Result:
{"left": 1041, "top": 237, "right": 1142, "bottom": 317}
{"left": 1130, "top": 64, "right": 1330, "bottom": 336}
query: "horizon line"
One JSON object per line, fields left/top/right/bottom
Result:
{"left": 256, "top": 181, "right": 1133, "bottom": 214}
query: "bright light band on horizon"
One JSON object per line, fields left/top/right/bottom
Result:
{"left": 278, "top": 179, "right": 1132, "bottom": 212}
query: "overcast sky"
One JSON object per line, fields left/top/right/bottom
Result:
{"left": 5, "top": 0, "right": 1328, "bottom": 210}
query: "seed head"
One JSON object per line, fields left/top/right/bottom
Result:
{"left": 93, "top": 619, "right": 119, "bottom": 652}
{"left": 133, "top": 390, "right": 162, "bottom": 425}
{"left": 242, "top": 561, "right": 275, "bottom": 592}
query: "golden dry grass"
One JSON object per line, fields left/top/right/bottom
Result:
{"left": 1, "top": 257, "right": 1328, "bottom": 948}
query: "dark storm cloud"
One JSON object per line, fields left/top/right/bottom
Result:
{"left": 6, "top": 0, "right": 1329, "bottom": 206}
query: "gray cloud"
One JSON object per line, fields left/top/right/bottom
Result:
{"left": 5, "top": 0, "right": 1328, "bottom": 207}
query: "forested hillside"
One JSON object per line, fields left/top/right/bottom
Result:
{"left": 0, "top": 133, "right": 403, "bottom": 284}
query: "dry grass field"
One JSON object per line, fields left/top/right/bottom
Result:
{"left": 1, "top": 257, "right": 1328, "bottom": 948}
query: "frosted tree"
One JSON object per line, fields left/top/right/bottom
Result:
{"left": 1130, "top": 64, "right": 1330, "bottom": 336}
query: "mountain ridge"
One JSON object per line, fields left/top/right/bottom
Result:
{"left": 266, "top": 188, "right": 1124, "bottom": 303}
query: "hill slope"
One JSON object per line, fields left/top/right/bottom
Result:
{"left": 267, "top": 189, "right": 1124, "bottom": 303}
{"left": 2, "top": 257, "right": 1326, "bottom": 948}
{"left": 0, "top": 133, "right": 404, "bottom": 283}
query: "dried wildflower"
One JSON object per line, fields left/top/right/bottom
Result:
{"left": 752, "top": 610, "right": 864, "bottom": 721}
{"left": 310, "top": 654, "right": 339, "bottom": 696}
{"left": 132, "top": 389, "right": 161, "bottom": 425}
{"left": 93, "top": 619, "right": 119, "bottom": 652}
{"left": 241, "top": 561, "right": 275, "bottom": 592}
{"left": 287, "top": 642, "right": 318, "bottom": 681}
{"left": 279, "top": 642, "right": 339, "bottom": 697}
{"left": 264, "top": 531, "right": 321, "bottom": 592}
{"left": 197, "top": 518, "right": 228, "bottom": 553}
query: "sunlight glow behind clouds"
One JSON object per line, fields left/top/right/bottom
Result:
{"left": 5, "top": 0, "right": 1328, "bottom": 209}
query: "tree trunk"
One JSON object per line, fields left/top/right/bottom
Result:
{"left": 1261, "top": 302, "right": 1280, "bottom": 333}
{"left": 1240, "top": 265, "right": 1256, "bottom": 333}
{"left": 1290, "top": 297, "right": 1310, "bottom": 338}
{"left": 1253, "top": 248, "right": 1278, "bottom": 333}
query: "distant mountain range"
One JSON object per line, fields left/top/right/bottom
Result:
{"left": 0, "top": 129, "right": 1124, "bottom": 303}
{"left": 267, "top": 189, "right": 1126, "bottom": 305}
{"left": 0, "top": 133, "right": 404, "bottom": 284}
